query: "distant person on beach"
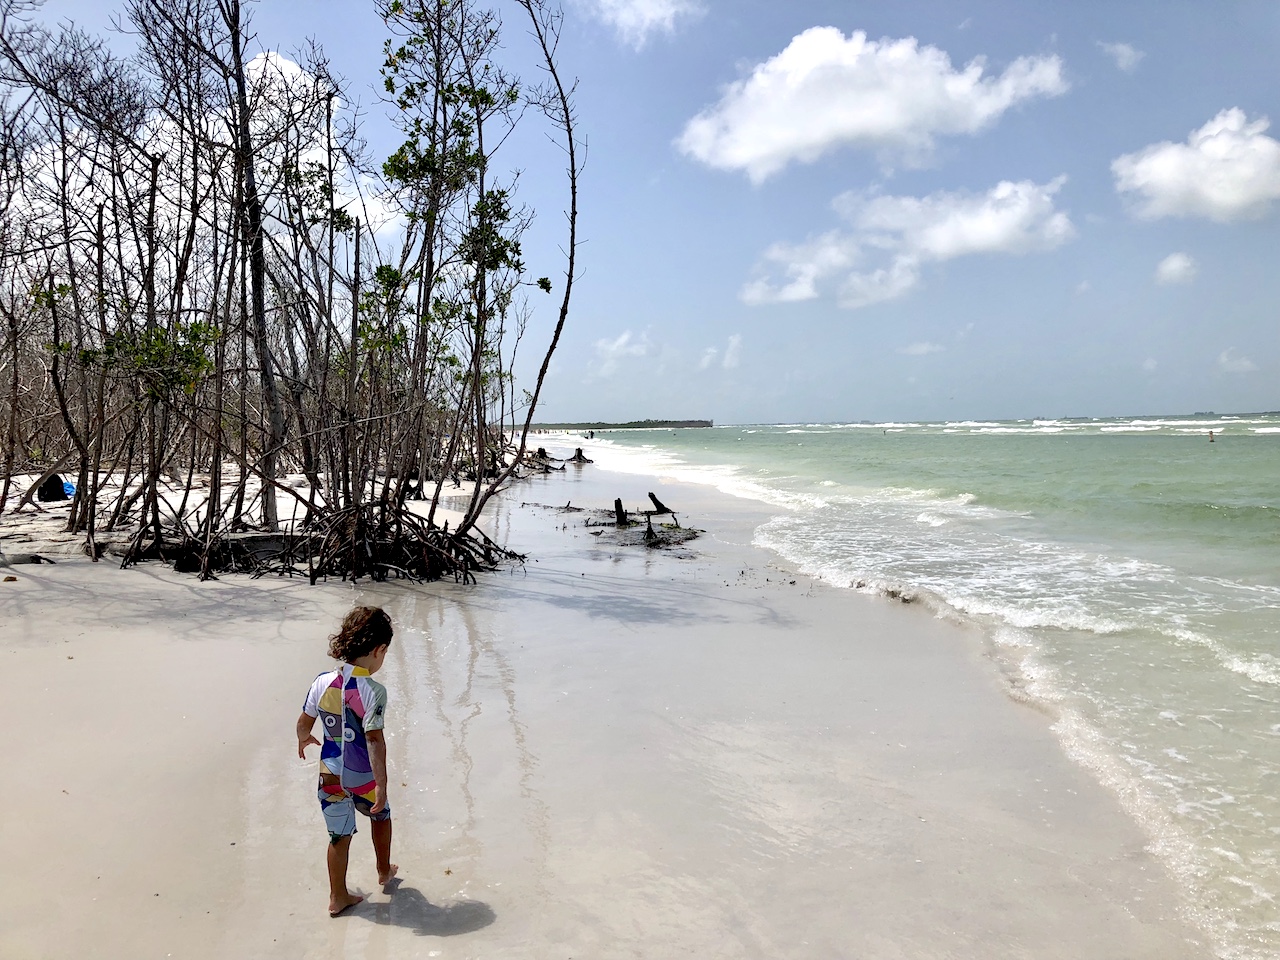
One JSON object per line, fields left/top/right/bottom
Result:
{"left": 296, "top": 606, "right": 398, "bottom": 916}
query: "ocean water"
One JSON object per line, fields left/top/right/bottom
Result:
{"left": 570, "top": 415, "right": 1280, "bottom": 960}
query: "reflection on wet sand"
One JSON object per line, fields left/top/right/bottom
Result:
{"left": 386, "top": 572, "right": 552, "bottom": 911}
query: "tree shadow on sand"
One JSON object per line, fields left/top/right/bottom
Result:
{"left": 369, "top": 881, "right": 496, "bottom": 937}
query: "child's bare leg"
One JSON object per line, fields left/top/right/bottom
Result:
{"left": 372, "top": 818, "right": 397, "bottom": 886}
{"left": 327, "top": 835, "right": 364, "bottom": 916}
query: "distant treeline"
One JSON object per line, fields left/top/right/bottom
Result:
{"left": 537, "top": 420, "right": 713, "bottom": 430}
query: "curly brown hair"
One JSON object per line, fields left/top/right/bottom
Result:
{"left": 328, "top": 606, "right": 394, "bottom": 662}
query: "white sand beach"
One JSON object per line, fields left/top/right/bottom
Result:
{"left": 0, "top": 463, "right": 1212, "bottom": 959}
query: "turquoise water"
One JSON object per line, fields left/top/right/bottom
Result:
{"left": 577, "top": 415, "right": 1280, "bottom": 960}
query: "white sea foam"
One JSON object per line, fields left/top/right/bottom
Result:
{"left": 966, "top": 426, "right": 1072, "bottom": 434}
{"left": 914, "top": 512, "right": 949, "bottom": 527}
{"left": 1048, "top": 709, "right": 1252, "bottom": 960}
{"left": 840, "top": 421, "right": 922, "bottom": 430}
{"left": 1223, "top": 655, "right": 1280, "bottom": 687}
{"left": 553, "top": 434, "right": 826, "bottom": 512}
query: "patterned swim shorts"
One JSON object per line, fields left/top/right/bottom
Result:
{"left": 318, "top": 780, "right": 391, "bottom": 843}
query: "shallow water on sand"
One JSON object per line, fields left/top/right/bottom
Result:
{"left": 571, "top": 415, "right": 1280, "bottom": 960}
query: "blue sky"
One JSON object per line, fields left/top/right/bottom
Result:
{"left": 41, "top": 0, "right": 1280, "bottom": 423}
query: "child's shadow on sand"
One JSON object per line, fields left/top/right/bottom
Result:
{"left": 370, "top": 880, "right": 496, "bottom": 937}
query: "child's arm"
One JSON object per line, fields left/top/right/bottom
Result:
{"left": 296, "top": 712, "right": 321, "bottom": 759}
{"left": 366, "top": 729, "right": 389, "bottom": 813}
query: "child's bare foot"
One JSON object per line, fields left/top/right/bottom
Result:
{"left": 378, "top": 863, "right": 399, "bottom": 888}
{"left": 329, "top": 893, "right": 364, "bottom": 917}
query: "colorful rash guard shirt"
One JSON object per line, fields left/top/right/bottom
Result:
{"left": 302, "top": 666, "right": 388, "bottom": 802}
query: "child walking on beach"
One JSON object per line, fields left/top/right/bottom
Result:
{"left": 296, "top": 606, "right": 399, "bottom": 916}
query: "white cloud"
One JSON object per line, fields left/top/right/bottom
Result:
{"left": 1154, "top": 252, "right": 1197, "bottom": 285}
{"left": 741, "top": 230, "right": 861, "bottom": 304}
{"left": 1217, "top": 348, "right": 1257, "bottom": 374}
{"left": 1075, "top": 280, "right": 1091, "bottom": 295}
{"left": 744, "top": 177, "right": 1074, "bottom": 308}
{"left": 583, "top": 0, "right": 701, "bottom": 49}
{"left": 1112, "top": 109, "right": 1280, "bottom": 221}
{"left": 1142, "top": 357, "right": 1159, "bottom": 372}
{"left": 592, "top": 330, "right": 651, "bottom": 376}
{"left": 843, "top": 177, "right": 1075, "bottom": 259}
{"left": 722, "top": 334, "right": 742, "bottom": 369}
{"left": 697, "top": 336, "right": 742, "bottom": 370}
{"left": 899, "top": 341, "right": 945, "bottom": 355}
{"left": 676, "top": 28, "right": 1068, "bottom": 182}
{"left": 1097, "top": 41, "right": 1144, "bottom": 72}
{"left": 838, "top": 257, "right": 922, "bottom": 308}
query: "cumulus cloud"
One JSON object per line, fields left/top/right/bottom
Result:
{"left": 1113, "top": 109, "right": 1280, "bottom": 221}
{"left": 593, "top": 330, "right": 651, "bottom": 376}
{"left": 583, "top": 0, "right": 701, "bottom": 49}
{"left": 741, "top": 231, "right": 860, "bottom": 304}
{"left": 1097, "top": 41, "right": 1144, "bottom": 72}
{"left": 1217, "top": 348, "right": 1257, "bottom": 374}
{"left": 722, "top": 334, "right": 742, "bottom": 369}
{"left": 676, "top": 28, "right": 1068, "bottom": 182}
{"left": 697, "top": 336, "right": 742, "bottom": 370}
{"left": 743, "top": 177, "right": 1074, "bottom": 308}
{"left": 899, "top": 341, "right": 945, "bottom": 355}
{"left": 1155, "top": 252, "right": 1197, "bottom": 285}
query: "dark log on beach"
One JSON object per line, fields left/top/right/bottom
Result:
{"left": 614, "top": 498, "right": 629, "bottom": 526}
{"left": 0, "top": 551, "right": 55, "bottom": 565}
{"left": 644, "top": 516, "right": 658, "bottom": 544}
{"left": 37, "top": 473, "right": 68, "bottom": 502}
{"left": 16, "top": 451, "right": 76, "bottom": 510}
{"left": 568, "top": 448, "right": 593, "bottom": 463}
{"left": 646, "top": 492, "right": 679, "bottom": 527}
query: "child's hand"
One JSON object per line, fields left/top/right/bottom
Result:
{"left": 297, "top": 734, "right": 320, "bottom": 759}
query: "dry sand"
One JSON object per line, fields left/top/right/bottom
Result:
{"left": 0, "top": 464, "right": 1211, "bottom": 958}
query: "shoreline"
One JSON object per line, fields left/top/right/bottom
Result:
{"left": 563, "top": 426, "right": 1276, "bottom": 960}
{"left": 1, "top": 459, "right": 1212, "bottom": 958}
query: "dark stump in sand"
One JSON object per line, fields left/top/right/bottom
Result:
{"left": 37, "top": 473, "right": 68, "bottom": 502}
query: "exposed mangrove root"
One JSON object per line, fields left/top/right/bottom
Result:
{"left": 297, "top": 504, "right": 523, "bottom": 584}
{"left": 117, "top": 503, "right": 524, "bottom": 584}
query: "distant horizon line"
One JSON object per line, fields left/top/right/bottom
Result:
{"left": 535, "top": 410, "right": 1280, "bottom": 430}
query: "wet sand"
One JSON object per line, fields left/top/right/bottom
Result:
{"left": 0, "top": 464, "right": 1211, "bottom": 958}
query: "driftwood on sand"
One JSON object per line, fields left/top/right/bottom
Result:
{"left": 574, "top": 495, "right": 699, "bottom": 551}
